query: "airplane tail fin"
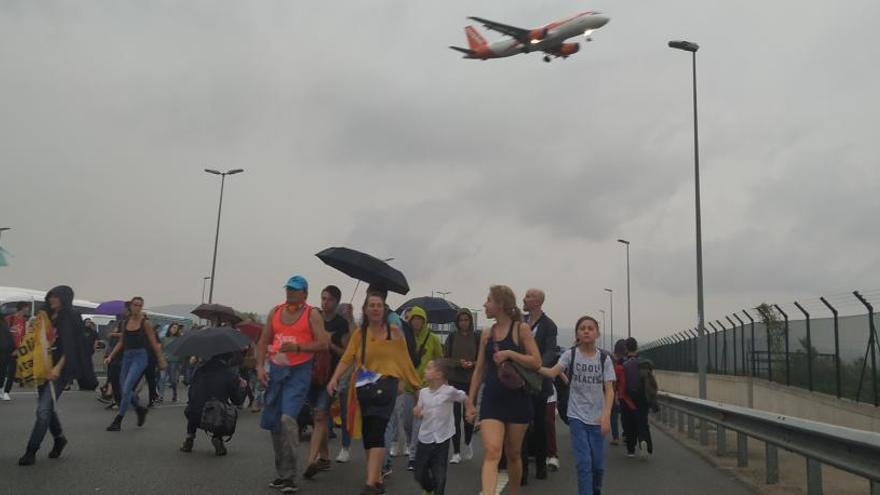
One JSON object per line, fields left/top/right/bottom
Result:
{"left": 465, "top": 26, "right": 488, "bottom": 50}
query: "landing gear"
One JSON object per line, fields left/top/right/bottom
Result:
{"left": 543, "top": 55, "right": 552, "bottom": 63}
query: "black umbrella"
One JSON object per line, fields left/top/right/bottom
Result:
{"left": 165, "top": 326, "right": 250, "bottom": 360}
{"left": 396, "top": 296, "right": 461, "bottom": 324}
{"left": 191, "top": 303, "right": 242, "bottom": 325}
{"left": 316, "top": 247, "right": 410, "bottom": 295}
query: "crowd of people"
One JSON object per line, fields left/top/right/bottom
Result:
{"left": 1, "top": 278, "right": 660, "bottom": 495}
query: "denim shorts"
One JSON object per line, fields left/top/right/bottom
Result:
{"left": 260, "top": 361, "right": 313, "bottom": 431}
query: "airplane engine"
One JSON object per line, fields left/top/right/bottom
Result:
{"left": 528, "top": 27, "right": 549, "bottom": 42}
{"left": 558, "top": 42, "right": 580, "bottom": 56}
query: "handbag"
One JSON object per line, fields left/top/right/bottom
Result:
{"left": 494, "top": 322, "right": 544, "bottom": 395}
{"left": 200, "top": 397, "right": 238, "bottom": 438}
{"left": 355, "top": 324, "right": 396, "bottom": 407}
{"left": 494, "top": 322, "right": 525, "bottom": 390}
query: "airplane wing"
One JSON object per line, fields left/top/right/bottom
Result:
{"left": 468, "top": 16, "right": 530, "bottom": 43}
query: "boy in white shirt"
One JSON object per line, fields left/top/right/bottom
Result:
{"left": 412, "top": 359, "right": 467, "bottom": 495}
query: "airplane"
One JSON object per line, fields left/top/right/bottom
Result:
{"left": 450, "top": 11, "right": 610, "bottom": 63}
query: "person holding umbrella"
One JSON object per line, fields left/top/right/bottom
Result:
{"left": 103, "top": 297, "right": 166, "bottom": 432}
{"left": 256, "top": 275, "right": 330, "bottom": 494}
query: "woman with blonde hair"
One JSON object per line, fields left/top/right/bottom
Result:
{"left": 466, "top": 285, "right": 542, "bottom": 495}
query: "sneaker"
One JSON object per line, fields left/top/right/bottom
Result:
{"left": 279, "top": 479, "right": 298, "bottom": 493}
{"left": 547, "top": 457, "right": 560, "bottom": 471}
{"left": 336, "top": 447, "right": 351, "bottom": 463}
{"left": 463, "top": 443, "right": 474, "bottom": 461}
{"left": 136, "top": 406, "right": 148, "bottom": 427}
{"left": 303, "top": 461, "right": 322, "bottom": 480}
{"left": 180, "top": 437, "right": 194, "bottom": 453}
{"left": 48, "top": 436, "right": 67, "bottom": 459}
{"left": 407, "top": 459, "right": 416, "bottom": 471}
{"left": 211, "top": 437, "right": 227, "bottom": 456}
{"left": 389, "top": 444, "right": 400, "bottom": 457}
{"left": 269, "top": 478, "right": 288, "bottom": 489}
{"left": 610, "top": 438, "right": 620, "bottom": 446}
{"left": 318, "top": 458, "right": 331, "bottom": 471}
{"left": 1, "top": 392, "right": 10, "bottom": 401}
{"left": 404, "top": 445, "right": 411, "bottom": 457}
{"left": 17, "top": 450, "right": 36, "bottom": 466}
{"left": 626, "top": 452, "right": 635, "bottom": 458}
{"left": 450, "top": 453, "right": 461, "bottom": 464}
{"left": 639, "top": 440, "right": 648, "bottom": 460}
{"left": 375, "top": 483, "right": 386, "bottom": 494}
{"left": 106, "top": 416, "right": 122, "bottom": 432}
{"left": 360, "top": 484, "right": 382, "bottom": 495}
{"left": 381, "top": 467, "right": 392, "bottom": 479}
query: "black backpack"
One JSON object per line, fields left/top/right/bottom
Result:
{"left": 200, "top": 397, "right": 238, "bottom": 439}
{"left": 556, "top": 347, "right": 611, "bottom": 426}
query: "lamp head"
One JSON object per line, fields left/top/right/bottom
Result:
{"left": 227, "top": 168, "right": 244, "bottom": 175}
{"left": 668, "top": 40, "right": 699, "bottom": 52}
{"left": 204, "top": 168, "right": 221, "bottom": 175}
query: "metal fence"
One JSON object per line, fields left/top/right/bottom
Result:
{"left": 642, "top": 291, "right": 880, "bottom": 406}
{"left": 655, "top": 392, "right": 880, "bottom": 495}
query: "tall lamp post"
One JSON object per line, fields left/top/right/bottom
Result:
{"left": 669, "top": 39, "right": 706, "bottom": 400}
{"left": 436, "top": 291, "right": 451, "bottom": 300}
{"left": 204, "top": 168, "right": 244, "bottom": 304}
{"left": 604, "top": 288, "right": 614, "bottom": 348}
{"left": 617, "top": 239, "right": 632, "bottom": 338}
{"left": 0, "top": 227, "right": 9, "bottom": 242}
{"left": 599, "top": 309, "right": 607, "bottom": 349}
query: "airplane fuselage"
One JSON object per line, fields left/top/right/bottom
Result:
{"left": 466, "top": 11, "right": 609, "bottom": 60}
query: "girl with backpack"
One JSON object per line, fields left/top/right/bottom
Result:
{"left": 538, "top": 316, "right": 615, "bottom": 495}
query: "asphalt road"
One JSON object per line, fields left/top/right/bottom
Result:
{"left": 0, "top": 389, "right": 755, "bottom": 495}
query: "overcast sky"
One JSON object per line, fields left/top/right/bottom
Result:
{"left": 2, "top": 0, "right": 879, "bottom": 341}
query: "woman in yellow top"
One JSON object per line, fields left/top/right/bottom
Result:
{"left": 327, "top": 292, "right": 420, "bottom": 495}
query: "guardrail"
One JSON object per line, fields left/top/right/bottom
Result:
{"left": 655, "top": 392, "right": 880, "bottom": 495}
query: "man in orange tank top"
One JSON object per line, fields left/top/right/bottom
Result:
{"left": 256, "top": 275, "right": 330, "bottom": 494}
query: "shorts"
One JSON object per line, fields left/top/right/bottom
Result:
{"left": 362, "top": 415, "right": 389, "bottom": 450}
{"left": 306, "top": 384, "right": 331, "bottom": 412}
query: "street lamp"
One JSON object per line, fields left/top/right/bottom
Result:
{"left": 669, "top": 38, "right": 707, "bottom": 400}
{"left": 0, "top": 227, "right": 10, "bottom": 242}
{"left": 599, "top": 309, "right": 607, "bottom": 349}
{"left": 204, "top": 168, "right": 244, "bottom": 304}
{"left": 617, "top": 239, "right": 632, "bottom": 338}
{"left": 201, "top": 276, "right": 211, "bottom": 304}
{"left": 436, "top": 290, "right": 451, "bottom": 299}
{"left": 604, "top": 288, "right": 614, "bottom": 347}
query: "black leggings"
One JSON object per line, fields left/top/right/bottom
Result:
{"left": 450, "top": 381, "right": 474, "bottom": 454}
{"left": 362, "top": 415, "right": 389, "bottom": 450}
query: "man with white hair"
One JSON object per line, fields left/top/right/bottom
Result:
{"left": 521, "top": 288, "right": 558, "bottom": 483}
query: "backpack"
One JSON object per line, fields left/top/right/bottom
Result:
{"left": 556, "top": 347, "right": 610, "bottom": 426}
{"left": 200, "top": 397, "right": 238, "bottom": 439}
{"left": 624, "top": 356, "right": 659, "bottom": 409}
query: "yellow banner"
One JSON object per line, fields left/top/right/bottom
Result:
{"left": 14, "top": 312, "right": 54, "bottom": 387}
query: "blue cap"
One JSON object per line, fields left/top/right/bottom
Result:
{"left": 284, "top": 275, "right": 308, "bottom": 291}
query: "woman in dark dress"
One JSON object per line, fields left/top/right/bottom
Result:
{"left": 466, "top": 285, "right": 541, "bottom": 495}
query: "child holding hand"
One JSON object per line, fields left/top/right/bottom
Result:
{"left": 412, "top": 359, "right": 467, "bottom": 495}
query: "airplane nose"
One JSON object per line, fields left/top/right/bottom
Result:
{"left": 594, "top": 15, "right": 610, "bottom": 27}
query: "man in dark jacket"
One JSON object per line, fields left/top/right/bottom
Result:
{"left": 19, "top": 285, "right": 92, "bottom": 466}
{"left": 521, "top": 288, "right": 558, "bottom": 483}
{"left": 180, "top": 352, "right": 247, "bottom": 456}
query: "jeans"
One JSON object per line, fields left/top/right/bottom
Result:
{"left": 383, "top": 391, "right": 415, "bottom": 469}
{"left": 569, "top": 418, "right": 606, "bottom": 495}
{"left": 414, "top": 439, "right": 450, "bottom": 495}
{"left": 26, "top": 380, "right": 65, "bottom": 452}
{"left": 159, "top": 362, "right": 180, "bottom": 400}
{"left": 119, "top": 349, "right": 148, "bottom": 417}
{"left": 262, "top": 362, "right": 312, "bottom": 480}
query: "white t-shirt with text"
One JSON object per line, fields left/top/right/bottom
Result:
{"left": 559, "top": 347, "right": 616, "bottom": 426}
